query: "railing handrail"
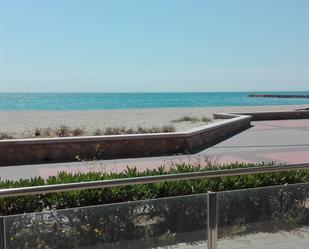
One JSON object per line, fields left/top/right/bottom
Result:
{"left": 0, "top": 163, "right": 308, "bottom": 198}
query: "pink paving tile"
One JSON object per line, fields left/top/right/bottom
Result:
{"left": 38, "top": 166, "right": 100, "bottom": 178}
{"left": 38, "top": 161, "right": 173, "bottom": 178}
{"left": 215, "top": 156, "right": 256, "bottom": 165}
{"left": 261, "top": 120, "right": 309, "bottom": 128}
{"left": 259, "top": 150, "right": 309, "bottom": 164}
{"left": 37, "top": 155, "right": 228, "bottom": 178}
{"left": 252, "top": 124, "right": 276, "bottom": 131}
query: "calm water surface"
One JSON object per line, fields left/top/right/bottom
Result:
{"left": 0, "top": 92, "right": 309, "bottom": 111}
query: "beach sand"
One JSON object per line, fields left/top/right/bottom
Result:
{"left": 0, "top": 104, "right": 308, "bottom": 137}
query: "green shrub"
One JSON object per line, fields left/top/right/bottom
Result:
{"left": 0, "top": 163, "right": 308, "bottom": 249}
{"left": 0, "top": 162, "right": 308, "bottom": 216}
{"left": 0, "top": 132, "right": 13, "bottom": 140}
{"left": 104, "top": 126, "right": 175, "bottom": 135}
{"left": 172, "top": 116, "right": 200, "bottom": 123}
{"left": 201, "top": 117, "right": 211, "bottom": 122}
{"left": 72, "top": 127, "right": 85, "bottom": 136}
{"left": 0, "top": 125, "right": 176, "bottom": 140}
{"left": 93, "top": 128, "right": 103, "bottom": 135}
{"left": 172, "top": 116, "right": 211, "bottom": 123}
{"left": 56, "top": 125, "right": 71, "bottom": 137}
{"left": 34, "top": 127, "right": 53, "bottom": 137}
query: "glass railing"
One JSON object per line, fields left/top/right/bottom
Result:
{"left": 217, "top": 183, "right": 309, "bottom": 249}
{"left": 0, "top": 183, "right": 308, "bottom": 249}
{"left": 1, "top": 194, "right": 208, "bottom": 249}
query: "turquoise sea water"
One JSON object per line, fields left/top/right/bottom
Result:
{"left": 0, "top": 92, "right": 309, "bottom": 111}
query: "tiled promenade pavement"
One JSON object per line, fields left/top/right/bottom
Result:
{"left": 1, "top": 119, "right": 309, "bottom": 180}
{"left": 217, "top": 227, "right": 309, "bottom": 249}
{"left": 159, "top": 227, "right": 309, "bottom": 249}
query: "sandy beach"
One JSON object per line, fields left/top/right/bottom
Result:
{"left": 0, "top": 104, "right": 308, "bottom": 137}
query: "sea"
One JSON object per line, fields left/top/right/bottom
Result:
{"left": 0, "top": 92, "right": 309, "bottom": 111}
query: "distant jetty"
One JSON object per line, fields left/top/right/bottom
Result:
{"left": 248, "top": 94, "right": 309, "bottom": 99}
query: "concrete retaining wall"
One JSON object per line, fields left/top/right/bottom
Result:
{"left": 0, "top": 114, "right": 250, "bottom": 166}
{"left": 232, "top": 110, "right": 309, "bottom": 121}
{"left": 213, "top": 110, "right": 309, "bottom": 121}
{"left": 2, "top": 109, "right": 308, "bottom": 166}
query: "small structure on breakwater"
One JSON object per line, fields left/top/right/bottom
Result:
{"left": 248, "top": 94, "right": 309, "bottom": 99}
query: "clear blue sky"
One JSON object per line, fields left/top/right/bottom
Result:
{"left": 0, "top": 0, "right": 308, "bottom": 92}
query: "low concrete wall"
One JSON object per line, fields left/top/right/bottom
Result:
{"left": 0, "top": 114, "right": 251, "bottom": 166}
{"left": 232, "top": 110, "right": 309, "bottom": 121}
{"left": 214, "top": 110, "right": 309, "bottom": 121}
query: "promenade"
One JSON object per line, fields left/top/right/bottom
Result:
{"left": 1, "top": 119, "right": 309, "bottom": 181}
{"left": 159, "top": 227, "right": 309, "bottom": 249}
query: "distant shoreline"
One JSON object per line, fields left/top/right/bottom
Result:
{"left": 249, "top": 94, "right": 309, "bottom": 99}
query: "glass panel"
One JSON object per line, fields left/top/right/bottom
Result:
{"left": 3, "top": 193, "right": 208, "bottom": 249}
{"left": 217, "top": 183, "right": 309, "bottom": 249}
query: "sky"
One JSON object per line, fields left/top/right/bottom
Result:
{"left": 0, "top": 0, "right": 308, "bottom": 92}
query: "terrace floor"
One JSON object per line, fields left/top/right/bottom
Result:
{"left": 167, "top": 226, "right": 309, "bottom": 249}
{"left": 217, "top": 227, "right": 309, "bottom": 249}
{"left": 1, "top": 119, "right": 309, "bottom": 181}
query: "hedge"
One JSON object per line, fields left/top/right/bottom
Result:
{"left": 0, "top": 162, "right": 308, "bottom": 249}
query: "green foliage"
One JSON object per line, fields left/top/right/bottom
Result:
{"left": 0, "top": 132, "right": 13, "bottom": 139}
{"left": 1, "top": 125, "right": 176, "bottom": 139}
{"left": 102, "top": 125, "right": 175, "bottom": 135}
{"left": 0, "top": 162, "right": 308, "bottom": 215}
{"left": 0, "top": 162, "right": 308, "bottom": 248}
{"left": 172, "top": 116, "right": 211, "bottom": 123}
{"left": 201, "top": 117, "right": 211, "bottom": 122}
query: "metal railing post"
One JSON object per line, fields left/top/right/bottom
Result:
{"left": 207, "top": 192, "right": 218, "bottom": 249}
{"left": 0, "top": 217, "right": 6, "bottom": 249}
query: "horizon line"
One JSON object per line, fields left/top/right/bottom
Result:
{"left": 0, "top": 90, "right": 309, "bottom": 94}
